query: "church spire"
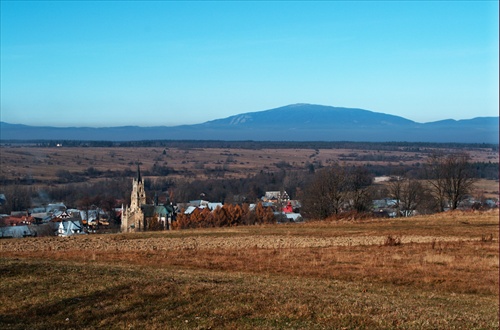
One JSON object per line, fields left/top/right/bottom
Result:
{"left": 130, "top": 164, "right": 146, "bottom": 210}
{"left": 137, "top": 164, "right": 142, "bottom": 183}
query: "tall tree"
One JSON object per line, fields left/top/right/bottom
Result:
{"left": 255, "top": 202, "right": 266, "bottom": 225}
{"left": 241, "top": 203, "right": 256, "bottom": 225}
{"left": 346, "top": 166, "right": 373, "bottom": 212}
{"left": 1, "top": 185, "right": 32, "bottom": 214}
{"left": 301, "top": 166, "right": 348, "bottom": 219}
{"left": 425, "top": 152, "right": 476, "bottom": 211}
{"left": 389, "top": 176, "right": 425, "bottom": 217}
{"left": 301, "top": 165, "right": 373, "bottom": 219}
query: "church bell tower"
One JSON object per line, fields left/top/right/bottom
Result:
{"left": 130, "top": 165, "right": 146, "bottom": 210}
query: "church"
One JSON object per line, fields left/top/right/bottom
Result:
{"left": 121, "top": 166, "right": 175, "bottom": 232}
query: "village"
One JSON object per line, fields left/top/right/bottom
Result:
{"left": 0, "top": 166, "right": 304, "bottom": 238}
{"left": 1, "top": 163, "right": 497, "bottom": 239}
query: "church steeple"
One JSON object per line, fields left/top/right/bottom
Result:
{"left": 122, "top": 164, "right": 147, "bottom": 233}
{"left": 137, "top": 164, "right": 142, "bottom": 183}
{"left": 130, "top": 165, "right": 146, "bottom": 210}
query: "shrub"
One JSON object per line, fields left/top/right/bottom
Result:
{"left": 383, "top": 235, "right": 402, "bottom": 246}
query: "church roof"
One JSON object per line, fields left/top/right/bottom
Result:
{"left": 141, "top": 204, "right": 171, "bottom": 217}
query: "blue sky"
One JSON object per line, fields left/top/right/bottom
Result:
{"left": 1, "top": 1, "right": 498, "bottom": 127}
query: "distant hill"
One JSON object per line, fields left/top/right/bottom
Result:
{"left": 1, "top": 104, "right": 498, "bottom": 143}
{"left": 199, "top": 104, "right": 416, "bottom": 128}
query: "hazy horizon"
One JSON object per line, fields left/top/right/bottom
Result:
{"left": 1, "top": 103, "right": 499, "bottom": 128}
{"left": 1, "top": 2, "right": 498, "bottom": 127}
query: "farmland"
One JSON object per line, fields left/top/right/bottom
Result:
{"left": 1, "top": 143, "right": 498, "bottom": 183}
{"left": 1, "top": 142, "right": 498, "bottom": 217}
{"left": 1, "top": 210, "right": 498, "bottom": 329}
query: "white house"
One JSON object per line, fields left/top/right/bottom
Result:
{"left": 57, "top": 220, "right": 86, "bottom": 237}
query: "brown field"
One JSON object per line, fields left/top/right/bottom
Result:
{"left": 1, "top": 144, "right": 498, "bottom": 182}
{"left": 474, "top": 179, "right": 500, "bottom": 199}
{"left": 1, "top": 210, "right": 498, "bottom": 329}
{"left": 1, "top": 145, "right": 498, "bottom": 202}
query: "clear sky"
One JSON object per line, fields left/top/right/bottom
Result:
{"left": 1, "top": 1, "right": 498, "bottom": 127}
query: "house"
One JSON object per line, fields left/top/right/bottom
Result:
{"left": 373, "top": 199, "right": 398, "bottom": 209}
{"left": 0, "top": 225, "right": 35, "bottom": 238}
{"left": 207, "top": 202, "right": 223, "bottom": 210}
{"left": 46, "top": 203, "right": 67, "bottom": 213}
{"left": 57, "top": 220, "right": 86, "bottom": 237}
{"left": 184, "top": 206, "right": 198, "bottom": 215}
{"left": 0, "top": 215, "right": 36, "bottom": 227}
{"left": 285, "top": 213, "right": 303, "bottom": 222}
{"left": 282, "top": 201, "right": 294, "bottom": 213}
{"left": 183, "top": 202, "right": 223, "bottom": 216}
{"left": 262, "top": 191, "right": 290, "bottom": 203}
{"left": 484, "top": 199, "right": 499, "bottom": 208}
{"left": 30, "top": 212, "right": 53, "bottom": 223}
{"left": 274, "top": 211, "right": 303, "bottom": 223}
{"left": 30, "top": 207, "right": 47, "bottom": 213}
{"left": 52, "top": 210, "right": 72, "bottom": 221}
{"left": 80, "top": 210, "right": 98, "bottom": 223}
{"left": 189, "top": 200, "right": 210, "bottom": 207}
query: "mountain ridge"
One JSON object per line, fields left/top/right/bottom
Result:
{"left": 199, "top": 104, "right": 417, "bottom": 129}
{"left": 1, "top": 104, "right": 498, "bottom": 143}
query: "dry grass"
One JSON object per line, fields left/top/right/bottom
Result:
{"left": 474, "top": 178, "right": 500, "bottom": 199}
{"left": 1, "top": 145, "right": 497, "bottom": 182}
{"left": 0, "top": 258, "right": 497, "bottom": 330}
{"left": 0, "top": 210, "right": 498, "bottom": 329}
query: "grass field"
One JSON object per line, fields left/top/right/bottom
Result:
{"left": 1, "top": 210, "right": 498, "bottom": 329}
{"left": 1, "top": 145, "right": 497, "bottom": 182}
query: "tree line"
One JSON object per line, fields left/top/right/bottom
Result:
{"left": 3, "top": 140, "right": 498, "bottom": 151}
{"left": 300, "top": 152, "right": 482, "bottom": 219}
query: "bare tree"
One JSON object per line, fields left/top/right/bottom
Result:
{"left": 1, "top": 185, "right": 32, "bottom": 214}
{"left": 345, "top": 166, "right": 373, "bottom": 213}
{"left": 389, "top": 176, "right": 425, "bottom": 217}
{"left": 302, "top": 166, "right": 347, "bottom": 219}
{"left": 425, "top": 152, "right": 476, "bottom": 211}
{"left": 302, "top": 165, "right": 373, "bottom": 219}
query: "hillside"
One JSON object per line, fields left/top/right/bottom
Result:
{"left": 1, "top": 210, "right": 498, "bottom": 329}
{"left": 1, "top": 104, "right": 498, "bottom": 143}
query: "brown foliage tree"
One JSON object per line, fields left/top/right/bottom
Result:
{"left": 172, "top": 210, "right": 189, "bottom": 229}
{"left": 147, "top": 214, "right": 163, "bottom": 231}
{"left": 230, "top": 204, "right": 243, "bottom": 226}
{"left": 213, "top": 206, "right": 230, "bottom": 227}
{"left": 241, "top": 203, "right": 256, "bottom": 225}
{"left": 255, "top": 202, "right": 275, "bottom": 225}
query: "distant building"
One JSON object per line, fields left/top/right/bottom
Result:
{"left": 57, "top": 220, "right": 86, "bottom": 237}
{"left": 121, "top": 166, "right": 174, "bottom": 232}
{"left": 0, "top": 225, "right": 35, "bottom": 238}
{"left": 46, "top": 203, "right": 67, "bottom": 213}
{"left": 262, "top": 191, "right": 290, "bottom": 203}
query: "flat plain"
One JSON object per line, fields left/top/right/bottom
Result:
{"left": 1, "top": 210, "right": 498, "bottom": 329}
{"left": 1, "top": 144, "right": 498, "bottom": 182}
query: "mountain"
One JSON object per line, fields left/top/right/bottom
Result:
{"left": 199, "top": 104, "right": 416, "bottom": 129}
{"left": 1, "top": 104, "right": 498, "bottom": 143}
